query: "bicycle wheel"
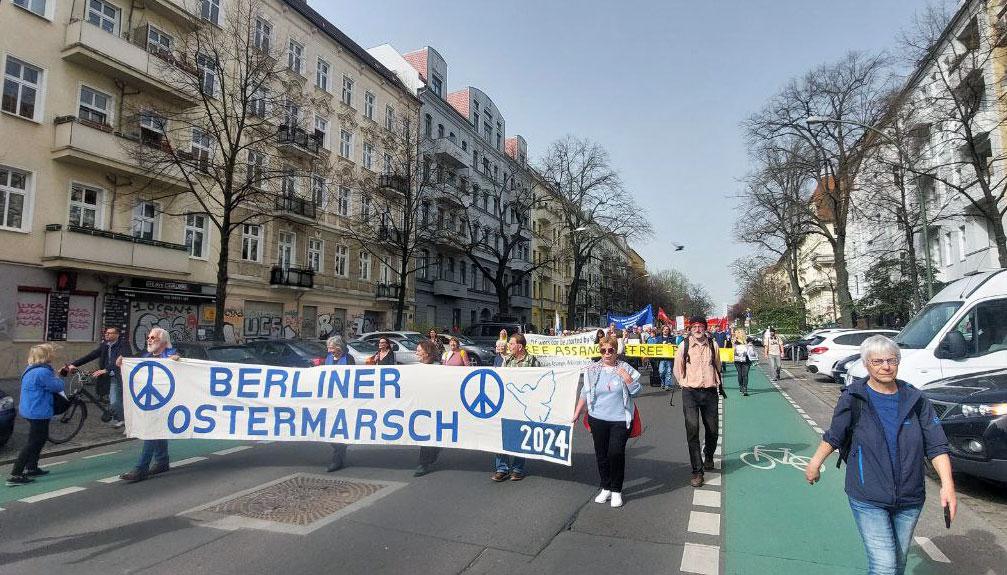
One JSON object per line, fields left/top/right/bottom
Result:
{"left": 739, "top": 450, "right": 776, "bottom": 469}
{"left": 48, "top": 399, "right": 87, "bottom": 444}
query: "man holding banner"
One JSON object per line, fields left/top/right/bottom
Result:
{"left": 673, "top": 317, "right": 721, "bottom": 488}
{"left": 492, "top": 334, "right": 541, "bottom": 482}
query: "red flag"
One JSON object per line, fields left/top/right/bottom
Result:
{"left": 658, "top": 307, "right": 672, "bottom": 326}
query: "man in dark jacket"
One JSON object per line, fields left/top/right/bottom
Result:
{"left": 68, "top": 325, "right": 128, "bottom": 427}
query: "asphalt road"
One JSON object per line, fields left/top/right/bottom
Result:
{"left": 0, "top": 382, "right": 723, "bottom": 575}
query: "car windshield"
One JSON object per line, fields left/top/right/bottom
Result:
{"left": 348, "top": 340, "right": 378, "bottom": 354}
{"left": 207, "top": 347, "right": 257, "bottom": 362}
{"left": 289, "top": 341, "right": 327, "bottom": 356}
{"left": 895, "top": 301, "right": 963, "bottom": 349}
{"left": 394, "top": 339, "right": 418, "bottom": 351}
{"left": 401, "top": 333, "right": 424, "bottom": 344}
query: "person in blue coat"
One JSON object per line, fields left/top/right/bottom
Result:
{"left": 806, "top": 335, "right": 957, "bottom": 575}
{"left": 325, "top": 336, "right": 355, "bottom": 473}
{"left": 119, "top": 327, "right": 180, "bottom": 483}
{"left": 7, "top": 344, "right": 65, "bottom": 486}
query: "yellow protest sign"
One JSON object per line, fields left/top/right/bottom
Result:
{"left": 525, "top": 344, "right": 599, "bottom": 358}
{"left": 527, "top": 342, "right": 736, "bottom": 363}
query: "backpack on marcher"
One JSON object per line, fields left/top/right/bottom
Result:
{"left": 680, "top": 337, "right": 727, "bottom": 397}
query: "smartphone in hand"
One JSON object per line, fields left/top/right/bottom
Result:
{"left": 944, "top": 504, "right": 952, "bottom": 529}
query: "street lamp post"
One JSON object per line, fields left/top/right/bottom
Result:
{"left": 805, "top": 116, "right": 934, "bottom": 300}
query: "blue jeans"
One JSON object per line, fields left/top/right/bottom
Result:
{"left": 658, "top": 360, "right": 674, "bottom": 389}
{"left": 494, "top": 454, "right": 525, "bottom": 474}
{"left": 109, "top": 373, "right": 124, "bottom": 421}
{"left": 136, "top": 439, "right": 169, "bottom": 470}
{"left": 848, "top": 497, "right": 922, "bottom": 575}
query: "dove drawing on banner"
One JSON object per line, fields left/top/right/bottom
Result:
{"left": 506, "top": 370, "right": 557, "bottom": 422}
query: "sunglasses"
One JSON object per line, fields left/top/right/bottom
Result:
{"left": 600, "top": 348, "right": 616, "bottom": 354}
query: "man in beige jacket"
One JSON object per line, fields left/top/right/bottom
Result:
{"left": 673, "top": 316, "right": 722, "bottom": 487}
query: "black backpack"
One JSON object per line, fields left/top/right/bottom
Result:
{"left": 680, "top": 337, "right": 726, "bottom": 396}
{"left": 836, "top": 392, "right": 924, "bottom": 469}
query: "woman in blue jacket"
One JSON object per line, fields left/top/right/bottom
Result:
{"left": 806, "top": 335, "right": 957, "bottom": 575}
{"left": 7, "top": 344, "right": 65, "bottom": 486}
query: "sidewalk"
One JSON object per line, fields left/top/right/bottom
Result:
{"left": 0, "top": 378, "right": 129, "bottom": 465}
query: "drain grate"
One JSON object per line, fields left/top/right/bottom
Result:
{"left": 182, "top": 473, "right": 406, "bottom": 534}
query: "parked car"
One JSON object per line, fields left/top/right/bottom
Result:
{"left": 244, "top": 339, "right": 330, "bottom": 367}
{"left": 832, "top": 353, "right": 861, "bottom": 385}
{"left": 847, "top": 269, "right": 1007, "bottom": 387}
{"left": 353, "top": 332, "right": 421, "bottom": 364}
{"left": 433, "top": 333, "right": 495, "bottom": 365}
{"left": 922, "top": 369, "right": 1007, "bottom": 484}
{"left": 345, "top": 339, "right": 378, "bottom": 365}
{"left": 0, "top": 386, "right": 15, "bottom": 449}
{"left": 462, "top": 322, "right": 538, "bottom": 346}
{"left": 784, "top": 338, "right": 814, "bottom": 361}
{"left": 173, "top": 341, "right": 261, "bottom": 364}
{"left": 358, "top": 331, "right": 425, "bottom": 346}
{"left": 806, "top": 329, "right": 899, "bottom": 378}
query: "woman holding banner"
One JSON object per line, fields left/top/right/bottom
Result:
{"left": 413, "top": 339, "right": 443, "bottom": 477}
{"left": 441, "top": 337, "right": 470, "bottom": 366}
{"left": 325, "top": 337, "right": 355, "bottom": 473}
{"left": 572, "top": 336, "right": 642, "bottom": 508}
{"left": 370, "top": 337, "right": 397, "bottom": 365}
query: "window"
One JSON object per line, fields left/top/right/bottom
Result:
{"left": 316, "top": 58, "right": 329, "bottom": 91}
{"left": 313, "top": 115, "right": 329, "bottom": 148}
{"left": 3, "top": 57, "right": 42, "bottom": 121}
{"left": 943, "top": 232, "right": 953, "bottom": 267}
{"left": 360, "top": 194, "right": 372, "bottom": 220}
{"left": 246, "top": 150, "right": 264, "bottom": 187}
{"left": 0, "top": 166, "right": 29, "bottom": 231}
{"left": 281, "top": 166, "right": 297, "bottom": 197}
{"left": 284, "top": 101, "right": 300, "bottom": 127}
{"left": 382, "top": 152, "right": 392, "bottom": 175}
{"left": 959, "top": 225, "right": 967, "bottom": 261}
{"left": 430, "top": 74, "right": 443, "bottom": 97}
{"left": 364, "top": 91, "right": 375, "bottom": 119}
{"left": 473, "top": 111, "right": 480, "bottom": 131}
{"left": 12, "top": 0, "right": 47, "bottom": 18}
{"left": 200, "top": 0, "right": 220, "bottom": 25}
{"left": 139, "top": 111, "right": 166, "bottom": 146}
{"left": 341, "top": 75, "right": 354, "bottom": 106}
{"left": 311, "top": 175, "right": 325, "bottom": 207}
{"left": 437, "top": 124, "right": 445, "bottom": 138}
{"left": 336, "top": 185, "right": 350, "bottom": 216}
{"left": 132, "top": 200, "right": 158, "bottom": 240}
{"left": 287, "top": 39, "right": 303, "bottom": 73}
{"left": 418, "top": 249, "right": 429, "bottom": 280}
{"left": 308, "top": 238, "right": 323, "bottom": 272}
{"left": 339, "top": 129, "right": 352, "bottom": 159}
{"left": 87, "top": 0, "right": 119, "bottom": 34}
{"left": 249, "top": 86, "right": 267, "bottom": 117}
{"left": 278, "top": 231, "right": 295, "bottom": 268}
{"left": 190, "top": 128, "right": 212, "bottom": 172}
{"left": 949, "top": 299, "right": 1007, "bottom": 358}
{"left": 333, "top": 244, "right": 348, "bottom": 277}
{"left": 359, "top": 251, "right": 371, "bottom": 280}
{"left": 385, "top": 105, "right": 395, "bottom": 131}
{"left": 241, "top": 224, "right": 261, "bottom": 261}
{"left": 424, "top": 113, "right": 432, "bottom": 137}
{"left": 362, "top": 142, "right": 374, "bottom": 170}
{"left": 78, "top": 86, "right": 111, "bottom": 126}
{"left": 147, "top": 26, "right": 173, "bottom": 57}
{"left": 69, "top": 183, "right": 101, "bottom": 228}
{"left": 185, "top": 213, "right": 208, "bottom": 258}
{"left": 254, "top": 18, "right": 272, "bottom": 52}
{"left": 196, "top": 53, "right": 217, "bottom": 95}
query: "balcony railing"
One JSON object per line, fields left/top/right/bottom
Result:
{"left": 43, "top": 223, "right": 190, "bottom": 276}
{"left": 277, "top": 124, "right": 321, "bottom": 155}
{"left": 378, "top": 174, "right": 408, "bottom": 193}
{"left": 376, "top": 283, "right": 401, "bottom": 301}
{"left": 275, "top": 195, "right": 317, "bottom": 220}
{"left": 270, "top": 266, "right": 314, "bottom": 288}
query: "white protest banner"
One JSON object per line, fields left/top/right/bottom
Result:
{"left": 122, "top": 359, "right": 580, "bottom": 465}
{"left": 525, "top": 332, "right": 597, "bottom": 367}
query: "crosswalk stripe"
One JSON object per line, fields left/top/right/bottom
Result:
{"left": 693, "top": 489, "right": 721, "bottom": 508}
{"left": 97, "top": 475, "right": 122, "bottom": 483}
{"left": 681, "top": 542, "right": 720, "bottom": 575}
{"left": 914, "top": 536, "right": 951, "bottom": 563}
{"left": 688, "top": 510, "right": 721, "bottom": 535}
{"left": 18, "top": 486, "right": 86, "bottom": 503}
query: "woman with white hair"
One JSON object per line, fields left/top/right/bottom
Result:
{"left": 325, "top": 336, "right": 354, "bottom": 472}
{"left": 7, "top": 344, "right": 65, "bottom": 486}
{"left": 805, "top": 335, "right": 957, "bottom": 575}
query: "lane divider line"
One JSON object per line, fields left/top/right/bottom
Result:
{"left": 212, "top": 445, "right": 253, "bottom": 456}
{"left": 693, "top": 489, "right": 721, "bottom": 508}
{"left": 39, "top": 460, "right": 67, "bottom": 468}
{"left": 18, "top": 486, "right": 86, "bottom": 503}
{"left": 172, "top": 456, "right": 208, "bottom": 467}
{"left": 97, "top": 475, "right": 123, "bottom": 484}
{"left": 680, "top": 542, "right": 720, "bottom": 575}
{"left": 83, "top": 450, "right": 121, "bottom": 459}
{"left": 914, "top": 536, "right": 951, "bottom": 563}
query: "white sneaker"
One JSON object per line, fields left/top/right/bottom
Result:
{"left": 610, "top": 492, "right": 623, "bottom": 508}
{"left": 109, "top": 419, "right": 124, "bottom": 428}
{"left": 594, "top": 489, "right": 611, "bottom": 503}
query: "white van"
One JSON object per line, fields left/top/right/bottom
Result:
{"left": 846, "top": 269, "right": 1007, "bottom": 387}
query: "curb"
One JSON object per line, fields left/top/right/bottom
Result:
{"left": 0, "top": 435, "right": 134, "bottom": 467}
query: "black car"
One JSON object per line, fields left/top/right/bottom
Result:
{"left": 0, "top": 386, "right": 15, "bottom": 448}
{"left": 244, "top": 339, "right": 329, "bottom": 367}
{"left": 832, "top": 353, "right": 860, "bottom": 385}
{"left": 922, "top": 369, "right": 1007, "bottom": 484}
{"left": 173, "top": 341, "right": 261, "bottom": 364}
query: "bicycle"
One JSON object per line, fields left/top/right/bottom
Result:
{"left": 740, "top": 445, "right": 819, "bottom": 472}
{"left": 48, "top": 370, "right": 115, "bottom": 444}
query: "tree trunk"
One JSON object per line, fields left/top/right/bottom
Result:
{"left": 496, "top": 280, "right": 512, "bottom": 319}
{"left": 394, "top": 254, "right": 409, "bottom": 330}
{"left": 213, "top": 223, "right": 231, "bottom": 341}
{"left": 989, "top": 205, "right": 1007, "bottom": 269}
{"left": 833, "top": 238, "right": 854, "bottom": 327}
{"left": 785, "top": 248, "right": 808, "bottom": 329}
{"left": 902, "top": 224, "right": 922, "bottom": 310}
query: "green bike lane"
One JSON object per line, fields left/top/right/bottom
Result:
{"left": 0, "top": 438, "right": 239, "bottom": 507}
{"left": 722, "top": 366, "right": 935, "bottom": 574}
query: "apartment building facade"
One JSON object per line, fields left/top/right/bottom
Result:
{"left": 0, "top": 0, "right": 418, "bottom": 375}
{"left": 369, "top": 44, "right": 534, "bottom": 331}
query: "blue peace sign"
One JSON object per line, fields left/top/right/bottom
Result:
{"left": 460, "top": 369, "right": 505, "bottom": 419}
{"left": 128, "top": 361, "right": 176, "bottom": 412}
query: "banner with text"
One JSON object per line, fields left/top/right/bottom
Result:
{"left": 525, "top": 342, "right": 736, "bottom": 363}
{"left": 607, "top": 305, "right": 654, "bottom": 330}
{"left": 122, "top": 359, "right": 581, "bottom": 465}
{"left": 525, "top": 332, "right": 598, "bottom": 367}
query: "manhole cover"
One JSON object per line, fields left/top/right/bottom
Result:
{"left": 181, "top": 474, "right": 406, "bottom": 534}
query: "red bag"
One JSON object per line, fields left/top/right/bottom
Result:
{"left": 582, "top": 405, "right": 643, "bottom": 438}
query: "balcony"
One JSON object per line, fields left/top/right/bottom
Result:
{"left": 62, "top": 20, "right": 197, "bottom": 108}
{"left": 143, "top": 0, "right": 200, "bottom": 27}
{"left": 378, "top": 174, "right": 408, "bottom": 194}
{"left": 51, "top": 117, "right": 185, "bottom": 188}
{"left": 375, "top": 283, "right": 401, "bottom": 302}
{"left": 274, "top": 195, "right": 317, "bottom": 221}
{"left": 432, "top": 137, "right": 468, "bottom": 169}
{"left": 510, "top": 295, "right": 534, "bottom": 309}
{"left": 812, "top": 253, "right": 835, "bottom": 267}
{"left": 277, "top": 125, "right": 321, "bottom": 157}
{"left": 432, "top": 279, "right": 468, "bottom": 298}
{"left": 43, "top": 224, "right": 190, "bottom": 277}
{"left": 270, "top": 266, "right": 314, "bottom": 289}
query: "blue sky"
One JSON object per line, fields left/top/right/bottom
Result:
{"left": 318, "top": 0, "right": 923, "bottom": 311}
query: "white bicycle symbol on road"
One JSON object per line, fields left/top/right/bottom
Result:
{"left": 740, "top": 445, "right": 822, "bottom": 472}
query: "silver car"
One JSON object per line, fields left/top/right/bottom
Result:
{"left": 355, "top": 331, "right": 421, "bottom": 364}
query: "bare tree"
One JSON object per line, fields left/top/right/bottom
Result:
{"left": 538, "top": 136, "right": 652, "bottom": 328}
{"left": 746, "top": 51, "right": 892, "bottom": 327}
{"left": 118, "top": 0, "right": 333, "bottom": 338}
